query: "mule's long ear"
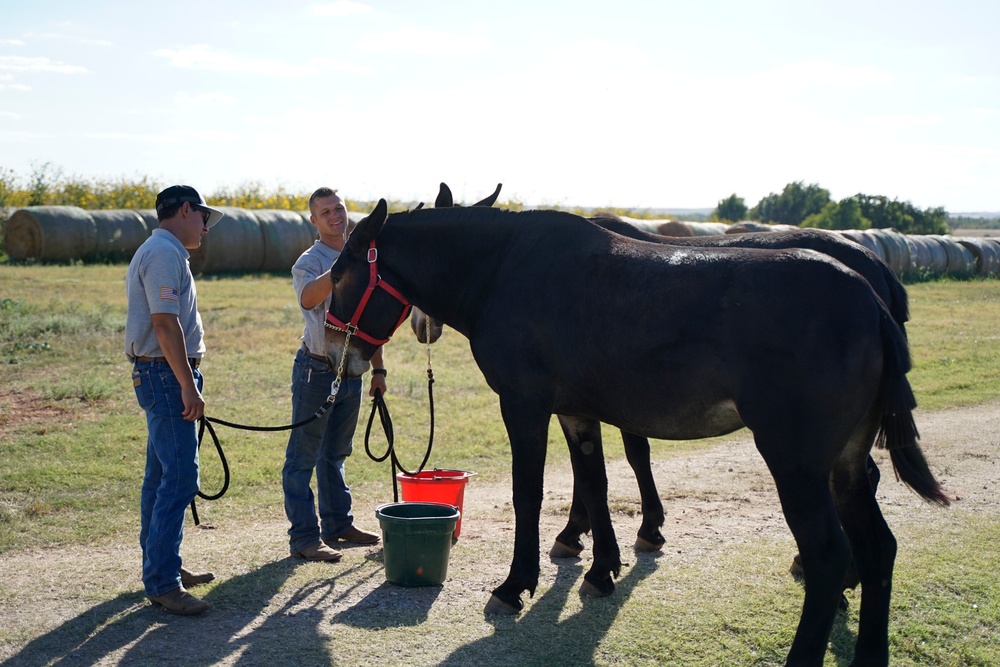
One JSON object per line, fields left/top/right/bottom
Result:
{"left": 472, "top": 183, "right": 502, "bottom": 208}
{"left": 349, "top": 198, "right": 388, "bottom": 248}
{"left": 435, "top": 182, "right": 454, "bottom": 208}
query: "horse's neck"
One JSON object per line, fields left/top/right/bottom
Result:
{"left": 384, "top": 219, "right": 514, "bottom": 337}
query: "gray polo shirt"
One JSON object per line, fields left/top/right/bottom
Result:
{"left": 292, "top": 240, "right": 341, "bottom": 354}
{"left": 124, "top": 228, "right": 206, "bottom": 361}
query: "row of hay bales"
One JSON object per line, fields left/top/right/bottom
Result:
{"left": 3, "top": 206, "right": 370, "bottom": 274}
{"left": 639, "top": 218, "right": 1000, "bottom": 279}
{"left": 6, "top": 205, "right": 1000, "bottom": 279}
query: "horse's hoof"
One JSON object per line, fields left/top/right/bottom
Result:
{"left": 579, "top": 578, "right": 614, "bottom": 598}
{"left": 550, "top": 540, "right": 583, "bottom": 559}
{"left": 485, "top": 594, "right": 522, "bottom": 615}
{"left": 634, "top": 535, "right": 664, "bottom": 552}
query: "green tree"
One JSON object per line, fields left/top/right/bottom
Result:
{"left": 852, "top": 194, "right": 949, "bottom": 235}
{"left": 749, "top": 181, "right": 831, "bottom": 225}
{"left": 801, "top": 198, "right": 871, "bottom": 230}
{"left": 715, "top": 194, "right": 747, "bottom": 222}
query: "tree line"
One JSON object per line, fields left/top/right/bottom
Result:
{"left": 713, "top": 182, "right": 998, "bottom": 234}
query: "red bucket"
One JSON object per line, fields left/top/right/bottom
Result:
{"left": 396, "top": 469, "right": 476, "bottom": 538}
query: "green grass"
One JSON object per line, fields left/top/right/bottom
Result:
{"left": 905, "top": 278, "right": 1000, "bottom": 409}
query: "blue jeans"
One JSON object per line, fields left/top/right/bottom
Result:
{"left": 282, "top": 348, "right": 362, "bottom": 554}
{"left": 133, "top": 360, "right": 202, "bottom": 597}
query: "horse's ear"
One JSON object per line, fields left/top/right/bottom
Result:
{"left": 413, "top": 202, "right": 424, "bottom": 211}
{"left": 350, "top": 198, "right": 388, "bottom": 247}
{"left": 435, "top": 182, "right": 454, "bottom": 208}
{"left": 472, "top": 183, "right": 502, "bottom": 208}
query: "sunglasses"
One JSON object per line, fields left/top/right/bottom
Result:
{"left": 191, "top": 205, "right": 211, "bottom": 226}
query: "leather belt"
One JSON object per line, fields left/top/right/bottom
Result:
{"left": 135, "top": 355, "right": 201, "bottom": 369}
{"left": 301, "top": 345, "right": 329, "bottom": 364}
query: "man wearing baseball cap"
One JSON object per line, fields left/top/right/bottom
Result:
{"left": 154, "top": 184, "right": 225, "bottom": 229}
{"left": 124, "top": 185, "right": 224, "bottom": 615}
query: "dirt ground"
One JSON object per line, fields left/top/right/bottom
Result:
{"left": 1, "top": 402, "right": 997, "bottom": 666}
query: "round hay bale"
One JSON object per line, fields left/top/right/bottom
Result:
{"left": 614, "top": 216, "right": 669, "bottom": 235}
{"left": 867, "top": 229, "right": 910, "bottom": 278}
{"left": 257, "top": 209, "right": 318, "bottom": 272}
{"left": 725, "top": 221, "right": 798, "bottom": 234}
{"left": 839, "top": 230, "right": 887, "bottom": 263}
{"left": 90, "top": 209, "right": 149, "bottom": 261}
{"left": 189, "top": 207, "right": 264, "bottom": 274}
{"left": 4, "top": 206, "right": 98, "bottom": 261}
{"left": 956, "top": 237, "right": 1000, "bottom": 277}
{"left": 932, "top": 236, "right": 976, "bottom": 278}
{"left": 137, "top": 209, "right": 160, "bottom": 231}
{"left": 658, "top": 220, "right": 729, "bottom": 237}
{"left": 905, "top": 235, "right": 948, "bottom": 278}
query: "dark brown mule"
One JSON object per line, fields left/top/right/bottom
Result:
{"left": 553, "top": 217, "right": 906, "bottom": 555}
{"left": 323, "top": 199, "right": 947, "bottom": 667}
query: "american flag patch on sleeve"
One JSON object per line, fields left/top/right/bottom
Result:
{"left": 160, "top": 286, "right": 179, "bottom": 301}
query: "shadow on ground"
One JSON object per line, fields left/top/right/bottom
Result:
{"left": 0, "top": 557, "right": 376, "bottom": 667}
{"left": 437, "top": 549, "right": 662, "bottom": 666}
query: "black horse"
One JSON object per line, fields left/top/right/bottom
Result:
{"left": 423, "top": 185, "right": 903, "bottom": 575}
{"left": 323, "top": 199, "right": 948, "bottom": 666}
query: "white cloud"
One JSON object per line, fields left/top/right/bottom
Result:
{"left": 0, "top": 55, "right": 89, "bottom": 74}
{"left": 0, "top": 39, "right": 26, "bottom": 46}
{"left": 0, "top": 83, "right": 31, "bottom": 91}
{"left": 85, "top": 129, "right": 241, "bottom": 144}
{"left": 356, "top": 28, "right": 491, "bottom": 56}
{"left": 307, "top": 57, "right": 369, "bottom": 74}
{"left": 309, "top": 1, "right": 371, "bottom": 17}
{"left": 22, "top": 31, "right": 111, "bottom": 47}
{"left": 152, "top": 45, "right": 369, "bottom": 76}
{"left": 749, "top": 60, "right": 892, "bottom": 90}
{"left": 175, "top": 91, "right": 238, "bottom": 106}
{"left": 0, "top": 130, "right": 32, "bottom": 141}
{"left": 970, "top": 107, "right": 998, "bottom": 116}
{"left": 0, "top": 111, "right": 21, "bottom": 119}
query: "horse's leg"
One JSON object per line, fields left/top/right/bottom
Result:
{"left": 840, "top": 455, "right": 882, "bottom": 591}
{"left": 552, "top": 422, "right": 665, "bottom": 556}
{"left": 621, "top": 431, "right": 666, "bottom": 551}
{"left": 551, "top": 415, "right": 596, "bottom": 558}
{"left": 831, "top": 453, "right": 895, "bottom": 667}
{"left": 557, "top": 417, "right": 621, "bottom": 597}
{"left": 485, "top": 397, "right": 551, "bottom": 615}
{"left": 761, "top": 443, "right": 850, "bottom": 667}
{"left": 789, "top": 453, "right": 882, "bottom": 611}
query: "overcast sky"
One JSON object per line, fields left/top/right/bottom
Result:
{"left": 1, "top": 0, "right": 997, "bottom": 212}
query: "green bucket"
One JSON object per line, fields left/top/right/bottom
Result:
{"left": 376, "top": 502, "right": 460, "bottom": 587}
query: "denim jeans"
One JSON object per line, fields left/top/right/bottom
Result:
{"left": 132, "top": 359, "right": 202, "bottom": 597}
{"left": 282, "top": 348, "right": 362, "bottom": 554}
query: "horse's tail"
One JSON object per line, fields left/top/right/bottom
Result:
{"left": 881, "top": 259, "right": 911, "bottom": 335}
{"left": 874, "top": 309, "right": 950, "bottom": 506}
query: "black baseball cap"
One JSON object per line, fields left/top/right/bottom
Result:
{"left": 155, "top": 185, "right": 225, "bottom": 228}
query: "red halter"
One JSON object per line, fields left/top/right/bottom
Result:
{"left": 325, "top": 241, "right": 412, "bottom": 346}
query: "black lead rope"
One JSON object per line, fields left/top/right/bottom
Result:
{"left": 364, "top": 365, "right": 436, "bottom": 503}
{"left": 188, "top": 396, "right": 337, "bottom": 526}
